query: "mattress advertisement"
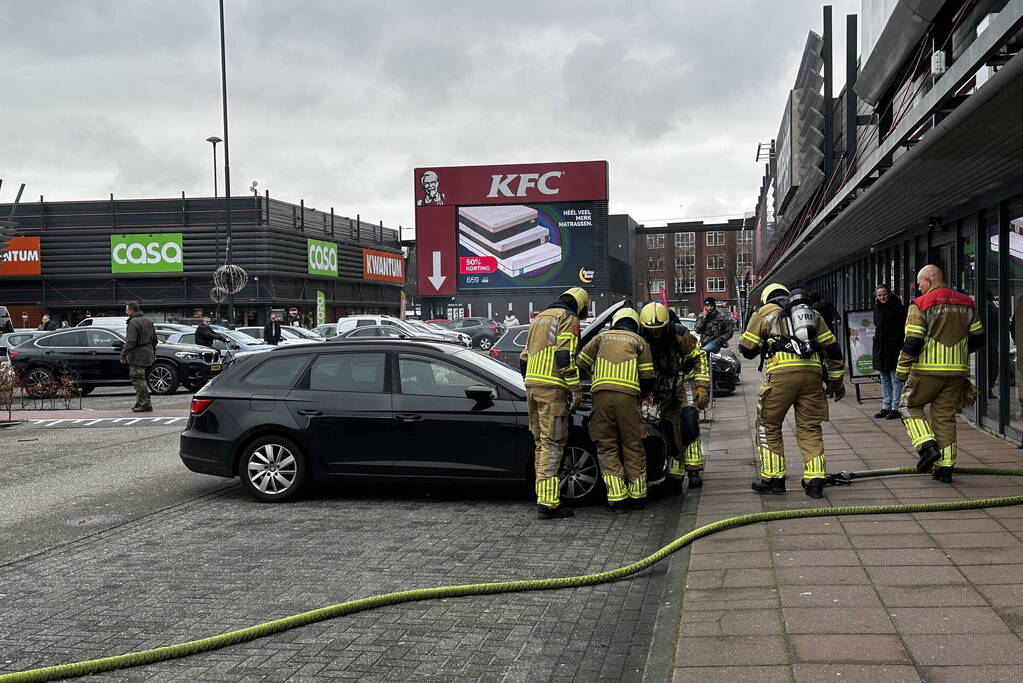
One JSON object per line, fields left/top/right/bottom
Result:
{"left": 845, "top": 309, "right": 877, "bottom": 378}
{"left": 455, "top": 201, "right": 594, "bottom": 290}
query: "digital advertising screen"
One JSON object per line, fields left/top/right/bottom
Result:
{"left": 845, "top": 309, "right": 877, "bottom": 378}
{"left": 456, "top": 201, "right": 594, "bottom": 290}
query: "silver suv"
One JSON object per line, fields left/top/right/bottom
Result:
{"left": 0, "top": 306, "right": 13, "bottom": 334}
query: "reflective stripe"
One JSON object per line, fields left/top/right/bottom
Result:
{"left": 602, "top": 472, "right": 628, "bottom": 502}
{"left": 803, "top": 454, "right": 826, "bottom": 480}
{"left": 578, "top": 352, "right": 594, "bottom": 365}
{"left": 742, "top": 330, "right": 762, "bottom": 344}
{"left": 683, "top": 439, "right": 705, "bottom": 469}
{"left": 904, "top": 417, "right": 935, "bottom": 448}
{"left": 692, "top": 350, "right": 710, "bottom": 382}
{"left": 592, "top": 357, "right": 639, "bottom": 392}
{"left": 666, "top": 456, "right": 684, "bottom": 477}
{"left": 536, "top": 476, "right": 561, "bottom": 507}
{"left": 759, "top": 446, "right": 785, "bottom": 478}
{"left": 828, "top": 369, "right": 845, "bottom": 379}
{"left": 969, "top": 321, "right": 984, "bottom": 333}
{"left": 637, "top": 362, "right": 654, "bottom": 372}
{"left": 937, "top": 443, "right": 957, "bottom": 467}
{"left": 817, "top": 330, "right": 836, "bottom": 345}
{"left": 905, "top": 324, "right": 927, "bottom": 336}
{"left": 627, "top": 473, "right": 647, "bottom": 499}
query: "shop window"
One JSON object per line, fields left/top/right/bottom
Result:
{"left": 1007, "top": 207, "right": 1023, "bottom": 436}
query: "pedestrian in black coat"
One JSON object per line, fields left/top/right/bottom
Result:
{"left": 872, "top": 284, "right": 906, "bottom": 418}
{"left": 263, "top": 314, "right": 283, "bottom": 345}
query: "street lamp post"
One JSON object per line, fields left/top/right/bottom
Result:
{"left": 218, "top": 0, "right": 235, "bottom": 327}
{"left": 206, "top": 135, "right": 222, "bottom": 321}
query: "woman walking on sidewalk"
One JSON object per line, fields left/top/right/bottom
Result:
{"left": 873, "top": 284, "right": 906, "bottom": 419}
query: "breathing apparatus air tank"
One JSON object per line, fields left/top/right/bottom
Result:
{"left": 786, "top": 289, "right": 817, "bottom": 357}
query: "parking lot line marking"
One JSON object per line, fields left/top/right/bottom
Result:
{"left": 124, "top": 418, "right": 142, "bottom": 425}
{"left": 84, "top": 419, "right": 104, "bottom": 426}
{"left": 165, "top": 416, "right": 186, "bottom": 423}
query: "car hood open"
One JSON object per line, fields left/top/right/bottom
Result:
{"left": 578, "top": 299, "right": 627, "bottom": 349}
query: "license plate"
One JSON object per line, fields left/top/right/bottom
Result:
{"left": 211, "top": 364, "right": 222, "bottom": 372}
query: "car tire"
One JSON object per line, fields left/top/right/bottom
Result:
{"left": 477, "top": 335, "right": 495, "bottom": 351}
{"left": 239, "top": 435, "right": 308, "bottom": 503}
{"left": 147, "top": 362, "right": 180, "bottom": 395}
{"left": 558, "top": 442, "right": 602, "bottom": 504}
{"left": 23, "top": 366, "right": 56, "bottom": 395}
{"left": 78, "top": 385, "right": 95, "bottom": 396}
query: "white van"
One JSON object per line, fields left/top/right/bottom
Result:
{"left": 76, "top": 316, "right": 130, "bottom": 329}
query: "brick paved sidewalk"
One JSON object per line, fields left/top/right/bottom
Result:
{"left": 673, "top": 372, "right": 1023, "bottom": 682}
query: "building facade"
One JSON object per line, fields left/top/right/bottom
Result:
{"left": 0, "top": 195, "right": 403, "bottom": 328}
{"left": 633, "top": 219, "right": 754, "bottom": 317}
{"left": 752, "top": 0, "right": 1023, "bottom": 442}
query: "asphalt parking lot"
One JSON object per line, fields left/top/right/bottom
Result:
{"left": 0, "top": 401, "right": 687, "bottom": 682}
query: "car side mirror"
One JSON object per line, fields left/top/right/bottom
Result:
{"left": 465, "top": 385, "right": 497, "bottom": 404}
{"left": 229, "top": 343, "right": 240, "bottom": 350}
{"left": 111, "top": 341, "right": 124, "bottom": 349}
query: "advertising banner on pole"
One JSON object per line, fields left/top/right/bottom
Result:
{"left": 110, "top": 233, "right": 184, "bottom": 273}
{"left": 414, "top": 161, "right": 607, "bottom": 297}
{"left": 844, "top": 309, "right": 877, "bottom": 378}
{"left": 316, "top": 290, "right": 326, "bottom": 325}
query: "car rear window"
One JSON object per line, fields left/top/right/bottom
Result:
{"left": 309, "top": 353, "right": 386, "bottom": 393}
{"left": 242, "top": 355, "right": 309, "bottom": 388}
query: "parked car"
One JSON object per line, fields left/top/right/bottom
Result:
{"left": 332, "top": 315, "right": 471, "bottom": 347}
{"left": 0, "top": 330, "right": 47, "bottom": 367}
{"left": 439, "top": 317, "right": 505, "bottom": 350}
{"left": 9, "top": 328, "right": 222, "bottom": 395}
{"left": 488, "top": 325, "right": 529, "bottom": 369}
{"left": 0, "top": 305, "right": 14, "bottom": 333}
{"left": 333, "top": 325, "right": 437, "bottom": 341}
{"left": 236, "top": 326, "right": 325, "bottom": 346}
{"left": 163, "top": 328, "right": 274, "bottom": 366}
{"left": 179, "top": 333, "right": 669, "bottom": 503}
{"left": 310, "top": 324, "right": 336, "bottom": 338}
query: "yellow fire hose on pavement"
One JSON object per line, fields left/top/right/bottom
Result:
{"left": 3, "top": 466, "right": 1023, "bottom": 682}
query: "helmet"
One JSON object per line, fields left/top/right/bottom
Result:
{"left": 639, "top": 302, "right": 670, "bottom": 330}
{"left": 611, "top": 308, "right": 640, "bottom": 328}
{"left": 563, "top": 287, "right": 590, "bottom": 315}
{"left": 761, "top": 283, "right": 790, "bottom": 305}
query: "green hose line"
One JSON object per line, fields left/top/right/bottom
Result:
{"left": 4, "top": 466, "right": 1023, "bottom": 682}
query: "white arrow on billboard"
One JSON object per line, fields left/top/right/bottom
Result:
{"left": 427, "top": 250, "right": 447, "bottom": 290}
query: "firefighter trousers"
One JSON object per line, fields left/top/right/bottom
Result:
{"left": 658, "top": 380, "right": 704, "bottom": 478}
{"left": 755, "top": 371, "right": 828, "bottom": 481}
{"left": 527, "top": 385, "right": 571, "bottom": 508}
{"left": 588, "top": 390, "right": 646, "bottom": 502}
{"left": 899, "top": 374, "right": 967, "bottom": 468}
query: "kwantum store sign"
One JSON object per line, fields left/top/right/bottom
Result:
{"left": 111, "top": 233, "right": 184, "bottom": 273}
{"left": 0, "top": 236, "right": 42, "bottom": 276}
{"left": 362, "top": 248, "right": 404, "bottom": 283}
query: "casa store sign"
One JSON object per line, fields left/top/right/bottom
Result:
{"left": 362, "top": 248, "right": 404, "bottom": 283}
{"left": 111, "top": 233, "right": 184, "bottom": 273}
{"left": 0, "top": 236, "right": 42, "bottom": 276}
{"left": 414, "top": 160, "right": 608, "bottom": 296}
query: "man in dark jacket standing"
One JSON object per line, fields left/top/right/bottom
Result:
{"left": 195, "top": 317, "right": 224, "bottom": 348}
{"left": 120, "top": 301, "right": 157, "bottom": 412}
{"left": 37, "top": 314, "right": 58, "bottom": 331}
{"left": 263, "top": 313, "right": 283, "bottom": 345}
{"left": 694, "top": 297, "right": 735, "bottom": 352}
{"left": 809, "top": 293, "right": 841, "bottom": 335}
{"left": 873, "top": 284, "right": 906, "bottom": 419}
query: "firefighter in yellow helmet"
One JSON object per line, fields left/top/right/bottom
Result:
{"left": 638, "top": 302, "right": 710, "bottom": 490}
{"left": 576, "top": 307, "right": 655, "bottom": 512}
{"left": 897, "top": 264, "right": 984, "bottom": 483}
{"left": 738, "top": 284, "right": 846, "bottom": 498}
{"left": 519, "top": 287, "right": 589, "bottom": 519}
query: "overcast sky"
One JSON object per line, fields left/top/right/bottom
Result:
{"left": 0, "top": 0, "right": 859, "bottom": 235}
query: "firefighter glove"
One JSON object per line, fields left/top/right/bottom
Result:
{"left": 826, "top": 378, "right": 846, "bottom": 402}
{"left": 693, "top": 386, "right": 710, "bottom": 411}
{"left": 570, "top": 389, "right": 584, "bottom": 411}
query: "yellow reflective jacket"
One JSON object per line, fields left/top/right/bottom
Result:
{"left": 519, "top": 306, "right": 581, "bottom": 390}
{"left": 645, "top": 324, "right": 710, "bottom": 388}
{"left": 739, "top": 303, "right": 845, "bottom": 380}
{"left": 577, "top": 329, "right": 654, "bottom": 395}
{"left": 898, "top": 287, "right": 983, "bottom": 378}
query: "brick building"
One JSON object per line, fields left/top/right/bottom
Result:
{"left": 633, "top": 218, "right": 754, "bottom": 317}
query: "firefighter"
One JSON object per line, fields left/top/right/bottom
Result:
{"left": 897, "top": 264, "right": 984, "bottom": 483}
{"left": 638, "top": 302, "right": 710, "bottom": 490}
{"left": 576, "top": 307, "right": 655, "bottom": 512}
{"left": 738, "top": 284, "right": 845, "bottom": 499}
{"left": 519, "top": 287, "right": 590, "bottom": 519}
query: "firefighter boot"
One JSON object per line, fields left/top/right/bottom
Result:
{"left": 916, "top": 441, "right": 942, "bottom": 473}
{"left": 687, "top": 469, "right": 703, "bottom": 489}
{"left": 751, "top": 478, "right": 786, "bottom": 495}
{"left": 932, "top": 467, "right": 953, "bottom": 484}
{"left": 608, "top": 500, "right": 629, "bottom": 514}
{"left": 802, "top": 479, "right": 825, "bottom": 499}
{"left": 537, "top": 505, "right": 575, "bottom": 520}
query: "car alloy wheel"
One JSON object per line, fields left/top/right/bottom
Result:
{"left": 247, "top": 443, "right": 298, "bottom": 497}
{"left": 147, "top": 362, "right": 179, "bottom": 395}
{"left": 478, "top": 336, "right": 494, "bottom": 350}
{"left": 25, "top": 367, "right": 55, "bottom": 392}
{"left": 559, "top": 445, "right": 599, "bottom": 502}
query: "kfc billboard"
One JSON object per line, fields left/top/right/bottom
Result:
{"left": 415, "top": 161, "right": 607, "bottom": 296}
{"left": 0, "top": 236, "right": 42, "bottom": 276}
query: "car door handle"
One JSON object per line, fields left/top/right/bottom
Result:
{"left": 395, "top": 413, "right": 422, "bottom": 422}
{"left": 297, "top": 409, "right": 322, "bottom": 416}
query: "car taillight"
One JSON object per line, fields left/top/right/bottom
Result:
{"left": 489, "top": 347, "right": 501, "bottom": 358}
{"left": 6, "top": 350, "right": 17, "bottom": 359}
{"left": 488, "top": 325, "right": 497, "bottom": 332}
{"left": 190, "top": 398, "right": 214, "bottom": 415}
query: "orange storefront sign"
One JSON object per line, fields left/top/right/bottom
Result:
{"left": 0, "top": 236, "right": 41, "bottom": 276}
{"left": 362, "top": 248, "right": 404, "bottom": 283}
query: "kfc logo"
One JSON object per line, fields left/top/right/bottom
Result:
{"left": 486, "top": 171, "right": 563, "bottom": 198}
{"left": 417, "top": 170, "right": 445, "bottom": 206}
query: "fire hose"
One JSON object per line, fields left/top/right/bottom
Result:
{"left": 2, "top": 465, "right": 1022, "bottom": 682}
